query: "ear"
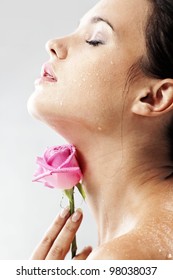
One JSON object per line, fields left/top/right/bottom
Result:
{"left": 131, "top": 79, "right": 173, "bottom": 117}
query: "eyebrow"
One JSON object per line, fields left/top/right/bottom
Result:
{"left": 90, "top": 16, "right": 114, "bottom": 31}
{"left": 79, "top": 16, "right": 114, "bottom": 31}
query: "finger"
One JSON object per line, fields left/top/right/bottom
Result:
{"left": 73, "top": 246, "right": 93, "bottom": 260}
{"left": 31, "top": 206, "right": 70, "bottom": 260}
{"left": 46, "top": 209, "right": 83, "bottom": 260}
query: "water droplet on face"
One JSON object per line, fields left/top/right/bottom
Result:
{"left": 60, "top": 101, "right": 63, "bottom": 107}
{"left": 97, "top": 127, "right": 102, "bottom": 131}
{"left": 110, "top": 61, "right": 114, "bottom": 65}
{"left": 167, "top": 253, "right": 172, "bottom": 259}
{"left": 159, "top": 249, "right": 162, "bottom": 253}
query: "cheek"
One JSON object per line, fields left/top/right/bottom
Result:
{"left": 28, "top": 55, "right": 126, "bottom": 132}
{"left": 62, "top": 61, "right": 125, "bottom": 129}
{"left": 73, "top": 59, "right": 125, "bottom": 110}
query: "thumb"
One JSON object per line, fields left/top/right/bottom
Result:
{"left": 73, "top": 246, "right": 92, "bottom": 260}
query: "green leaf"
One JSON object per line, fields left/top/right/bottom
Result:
{"left": 64, "top": 189, "right": 74, "bottom": 203}
{"left": 76, "top": 183, "right": 86, "bottom": 200}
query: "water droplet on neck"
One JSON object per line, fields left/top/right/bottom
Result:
{"left": 167, "top": 253, "right": 172, "bottom": 259}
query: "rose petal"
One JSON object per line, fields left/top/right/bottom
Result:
{"left": 33, "top": 144, "right": 83, "bottom": 190}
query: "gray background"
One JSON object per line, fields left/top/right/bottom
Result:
{"left": 0, "top": 0, "right": 98, "bottom": 259}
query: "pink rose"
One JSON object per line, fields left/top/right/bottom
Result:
{"left": 32, "top": 144, "right": 83, "bottom": 189}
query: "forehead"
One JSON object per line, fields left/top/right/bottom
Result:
{"left": 82, "top": 0, "right": 150, "bottom": 37}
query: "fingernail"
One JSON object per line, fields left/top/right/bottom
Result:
{"left": 60, "top": 206, "right": 70, "bottom": 218}
{"left": 72, "top": 209, "right": 82, "bottom": 222}
{"left": 84, "top": 246, "right": 92, "bottom": 251}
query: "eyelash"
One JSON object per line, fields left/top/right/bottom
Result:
{"left": 86, "top": 40, "right": 104, "bottom": 47}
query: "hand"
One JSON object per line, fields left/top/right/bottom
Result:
{"left": 31, "top": 207, "right": 92, "bottom": 260}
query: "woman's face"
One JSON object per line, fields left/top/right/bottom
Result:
{"left": 28, "top": 0, "right": 150, "bottom": 136}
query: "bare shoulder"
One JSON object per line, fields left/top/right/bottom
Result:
{"left": 87, "top": 211, "right": 173, "bottom": 260}
{"left": 87, "top": 232, "right": 149, "bottom": 260}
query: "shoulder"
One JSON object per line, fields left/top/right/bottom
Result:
{"left": 87, "top": 200, "right": 173, "bottom": 260}
{"left": 87, "top": 232, "right": 149, "bottom": 260}
{"left": 88, "top": 213, "right": 173, "bottom": 260}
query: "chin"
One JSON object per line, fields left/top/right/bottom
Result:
{"left": 27, "top": 94, "right": 37, "bottom": 119}
{"left": 27, "top": 90, "right": 104, "bottom": 142}
{"left": 27, "top": 92, "right": 44, "bottom": 121}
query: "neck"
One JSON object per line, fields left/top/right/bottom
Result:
{"left": 52, "top": 119, "right": 173, "bottom": 244}
{"left": 75, "top": 132, "right": 173, "bottom": 244}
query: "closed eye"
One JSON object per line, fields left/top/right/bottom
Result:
{"left": 86, "top": 40, "right": 104, "bottom": 47}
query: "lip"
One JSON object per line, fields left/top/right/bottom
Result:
{"left": 35, "top": 62, "right": 57, "bottom": 85}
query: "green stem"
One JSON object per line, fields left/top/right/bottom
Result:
{"left": 69, "top": 187, "right": 77, "bottom": 259}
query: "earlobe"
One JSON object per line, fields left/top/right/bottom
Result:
{"left": 131, "top": 79, "right": 173, "bottom": 117}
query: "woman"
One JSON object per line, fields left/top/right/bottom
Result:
{"left": 27, "top": 0, "right": 173, "bottom": 260}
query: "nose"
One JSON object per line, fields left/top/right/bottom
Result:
{"left": 45, "top": 38, "right": 68, "bottom": 59}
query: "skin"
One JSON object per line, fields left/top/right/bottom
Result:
{"left": 28, "top": 0, "right": 173, "bottom": 260}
